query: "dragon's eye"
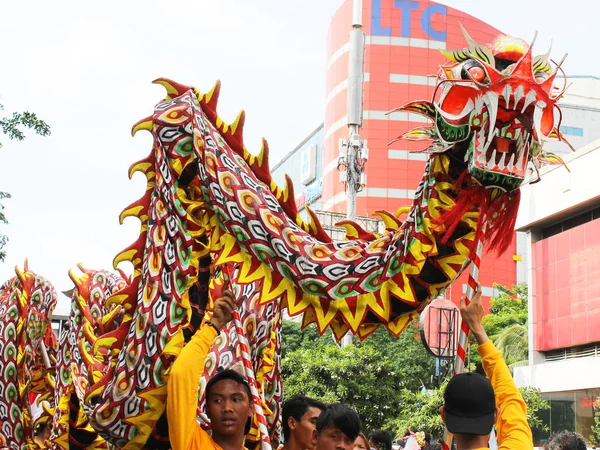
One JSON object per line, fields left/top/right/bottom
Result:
{"left": 468, "top": 66, "right": 486, "bottom": 82}
{"left": 461, "top": 60, "right": 488, "bottom": 83}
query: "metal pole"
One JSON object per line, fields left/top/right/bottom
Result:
{"left": 340, "top": 0, "right": 364, "bottom": 348}
{"left": 442, "top": 215, "right": 487, "bottom": 449}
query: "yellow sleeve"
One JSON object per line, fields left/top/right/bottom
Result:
{"left": 478, "top": 341, "right": 533, "bottom": 450}
{"left": 167, "top": 324, "right": 218, "bottom": 450}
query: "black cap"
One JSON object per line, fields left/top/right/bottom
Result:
{"left": 444, "top": 372, "right": 496, "bottom": 436}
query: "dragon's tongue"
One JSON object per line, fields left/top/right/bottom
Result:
{"left": 496, "top": 137, "right": 511, "bottom": 153}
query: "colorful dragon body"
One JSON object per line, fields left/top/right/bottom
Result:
{"left": 0, "top": 262, "right": 57, "bottom": 450}
{"left": 50, "top": 266, "right": 128, "bottom": 450}
{"left": 0, "top": 27, "right": 572, "bottom": 449}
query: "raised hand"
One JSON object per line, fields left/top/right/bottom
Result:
{"left": 459, "top": 285, "right": 490, "bottom": 345}
{"left": 210, "top": 290, "right": 236, "bottom": 330}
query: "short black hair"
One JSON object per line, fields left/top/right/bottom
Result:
{"left": 544, "top": 431, "right": 587, "bottom": 450}
{"left": 205, "top": 369, "right": 253, "bottom": 435}
{"left": 369, "top": 430, "right": 393, "bottom": 450}
{"left": 206, "top": 369, "right": 252, "bottom": 403}
{"left": 282, "top": 396, "right": 326, "bottom": 440}
{"left": 316, "top": 403, "right": 360, "bottom": 442}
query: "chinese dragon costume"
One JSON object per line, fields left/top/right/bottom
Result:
{"left": 0, "top": 261, "right": 57, "bottom": 449}
{"left": 0, "top": 26, "right": 572, "bottom": 449}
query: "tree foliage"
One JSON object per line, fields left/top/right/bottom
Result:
{"left": 469, "top": 283, "right": 529, "bottom": 372}
{"left": 494, "top": 324, "right": 528, "bottom": 368}
{"left": 281, "top": 320, "right": 333, "bottom": 359}
{"left": 384, "top": 383, "right": 447, "bottom": 438}
{"left": 355, "top": 321, "right": 437, "bottom": 391}
{"left": 0, "top": 101, "right": 51, "bottom": 262}
{"left": 519, "top": 387, "right": 550, "bottom": 432}
{"left": 282, "top": 342, "right": 405, "bottom": 431}
{"left": 485, "top": 283, "right": 528, "bottom": 340}
{"left": 592, "top": 398, "right": 600, "bottom": 445}
{"left": 281, "top": 319, "right": 436, "bottom": 431}
{"left": 0, "top": 191, "right": 10, "bottom": 262}
{"left": 0, "top": 104, "right": 50, "bottom": 148}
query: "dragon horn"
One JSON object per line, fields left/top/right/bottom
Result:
{"left": 15, "top": 264, "right": 26, "bottom": 284}
{"left": 459, "top": 22, "right": 495, "bottom": 67}
{"left": 533, "top": 39, "right": 553, "bottom": 74}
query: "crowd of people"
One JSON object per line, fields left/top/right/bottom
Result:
{"left": 166, "top": 287, "right": 591, "bottom": 450}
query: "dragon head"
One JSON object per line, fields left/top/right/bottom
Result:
{"left": 396, "top": 25, "right": 572, "bottom": 191}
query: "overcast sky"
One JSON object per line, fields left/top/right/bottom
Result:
{"left": 0, "top": 0, "right": 597, "bottom": 314}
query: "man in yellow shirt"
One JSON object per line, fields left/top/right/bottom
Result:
{"left": 167, "top": 290, "right": 253, "bottom": 450}
{"left": 440, "top": 288, "right": 533, "bottom": 450}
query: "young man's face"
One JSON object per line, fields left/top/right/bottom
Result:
{"left": 289, "top": 406, "right": 323, "bottom": 450}
{"left": 316, "top": 425, "right": 355, "bottom": 450}
{"left": 206, "top": 379, "right": 253, "bottom": 439}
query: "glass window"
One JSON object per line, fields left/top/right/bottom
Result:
{"left": 534, "top": 388, "right": 600, "bottom": 446}
{"left": 560, "top": 125, "right": 584, "bottom": 137}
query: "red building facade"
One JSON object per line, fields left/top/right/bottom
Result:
{"left": 533, "top": 216, "right": 600, "bottom": 351}
{"left": 322, "top": 0, "right": 517, "bottom": 306}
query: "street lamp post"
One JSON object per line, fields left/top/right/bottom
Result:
{"left": 338, "top": 0, "right": 367, "bottom": 347}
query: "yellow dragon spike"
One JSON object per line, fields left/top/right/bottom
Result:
{"left": 128, "top": 153, "right": 155, "bottom": 180}
{"left": 131, "top": 116, "right": 153, "bottom": 137}
{"left": 152, "top": 78, "right": 193, "bottom": 100}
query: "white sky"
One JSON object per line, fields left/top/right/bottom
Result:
{"left": 0, "top": 0, "right": 597, "bottom": 315}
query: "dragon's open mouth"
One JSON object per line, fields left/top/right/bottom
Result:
{"left": 472, "top": 117, "right": 529, "bottom": 177}
{"left": 467, "top": 88, "right": 545, "bottom": 179}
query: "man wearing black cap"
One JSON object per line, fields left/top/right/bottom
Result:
{"left": 440, "top": 287, "right": 532, "bottom": 449}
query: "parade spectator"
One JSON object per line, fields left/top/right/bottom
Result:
{"left": 544, "top": 431, "right": 587, "bottom": 450}
{"left": 369, "top": 430, "right": 393, "bottom": 450}
{"left": 31, "top": 399, "right": 51, "bottom": 448}
{"left": 440, "top": 286, "right": 532, "bottom": 449}
{"left": 354, "top": 432, "right": 370, "bottom": 450}
{"left": 422, "top": 445, "right": 442, "bottom": 450}
{"left": 33, "top": 423, "right": 51, "bottom": 449}
{"left": 315, "top": 403, "right": 361, "bottom": 450}
{"left": 281, "top": 395, "right": 326, "bottom": 450}
{"left": 167, "top": 291, "right": 253, "bottom": 450}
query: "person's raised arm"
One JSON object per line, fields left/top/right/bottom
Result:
{"left": 460, "top": 287, "right": 532, "bottom": 449}
{"left": 166, "top": 291, "right": 235, "bottom": 450}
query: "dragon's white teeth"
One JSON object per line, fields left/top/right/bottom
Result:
{"left": 478, "top": 127, "right": 485, "bottom": 142}
{"left": 533, "top": 101, "right": 547, "bottom": 142}
{"left": 507, "top": 153, "right": 515, "bottom": 171}
{"left": 475, "top": 96, "right": 484, "bottom": 115}
{"left": 502, "top": 84, "right": 512, "bottom": 108}
{"left": 478, "top": 146, "right": 487, "bottom": 164}
{"left": 513, "top": 132, "right": 529, "bottom": 172}
{"left": 521, "top": 90, "right": 537, "bottom": 113}
{"left": 489, "top": 149, "right": 497, "bottom": 167}
{"left": 483, "top": 92, "right": 499, "bottom": 150}
{"left": 514, "top": 156, "right": 522, "bottom": 172}
{"left": 498, "top": 152, "right": 506, "bottom": 169}
{"left": 513, "top": 85, "right": 525, "bottom": 110}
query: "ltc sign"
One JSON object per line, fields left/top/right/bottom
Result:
{"left": 372, "top": 0, "right": 447, "bottom": 41}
